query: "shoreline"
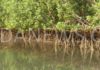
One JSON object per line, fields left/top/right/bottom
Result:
{"left": 0, "top": 28, "right": 100, "bottom": 42}
{"left": 0, "top": 28, "right": 100, "bottom": 59}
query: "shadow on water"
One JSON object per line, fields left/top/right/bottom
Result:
{"left": 0, "top": 42, "right": 100, "bottom": 70}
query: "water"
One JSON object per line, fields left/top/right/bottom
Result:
{"left": 0, "top": 45, "right": 100, "bottom": 70}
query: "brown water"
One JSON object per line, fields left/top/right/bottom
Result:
{"left": 0, "top": 43, "right": 100, "bottom": 70}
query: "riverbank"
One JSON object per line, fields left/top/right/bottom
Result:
{"left": 0, "top": 28, "right": 100, "bottom": 42}
{"left": 0, "top": 28, "right": 100, "bottom": 60}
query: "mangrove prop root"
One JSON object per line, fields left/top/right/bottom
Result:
{"left": 0, "top": 28, "right": 100, "bottom": 59}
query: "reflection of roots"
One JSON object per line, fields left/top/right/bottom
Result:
{"left": 79, "top": 38, "right": 100, "bottom": 63}
{"left": 54, "top": 40, "right": 58, "bottom": 56}
{"left": 79, "top": 38, "right": 88, "bottom": 59}
{"left": 94, "top": 39, "right": 100, "bottom": 60}
{"left": 79, "top": 38, "right": 94, "bottom": 61}
{"left": 63, "top": 40, "right": 69, "bottom": 55}
{"left": 0, "top": 29, "right": 100, "bottom": 60}
{"left": 89, "top": 40, "right": 94, "bottom": 63}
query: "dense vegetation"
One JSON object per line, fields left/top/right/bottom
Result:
{"left": 0, "top": 0, "right": 100, "bottom": 31}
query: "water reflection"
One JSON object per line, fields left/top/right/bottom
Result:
{"left": 0, "top": 43, "right": 100, "bottom": 70}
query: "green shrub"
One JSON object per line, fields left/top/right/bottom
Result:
{"left": 56, "top": 22, "right": 65, "bottom": 30}
{"left": 0, "top": 0, "right": 99, "bottom": 31}
{"left": 86, "top": 1, "right": 100, "bottom": 27}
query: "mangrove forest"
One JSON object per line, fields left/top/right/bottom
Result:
{"left": 0, "top": 0, "right": 100, "bottom": 70}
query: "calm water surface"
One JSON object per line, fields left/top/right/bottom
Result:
{"left": 0, "top": 44, "right": 100, "bottom": 70}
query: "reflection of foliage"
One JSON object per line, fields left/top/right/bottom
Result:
{"left": 0, "top": 0, "right": 99, "bottom": 31}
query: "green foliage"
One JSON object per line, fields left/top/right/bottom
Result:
{"left": 0, "top": 0, "right": 99, "bottom": 31}
{"left": 86, "top": 1, "right": 100, "bottom": 26}
{"left": 65, "top": 24, "right": 81, "bottom": 30}
{"left": 69, "top": 0, "right": 95, "bottom": 18}
{"left": 0, "top": 0, "right": 74, "bottom": 30}
{"left": 56, "top": 22, "right": 65, "bottom": 30}
{"left": 56, "top": 22, "right": 81, "bottom": 30}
